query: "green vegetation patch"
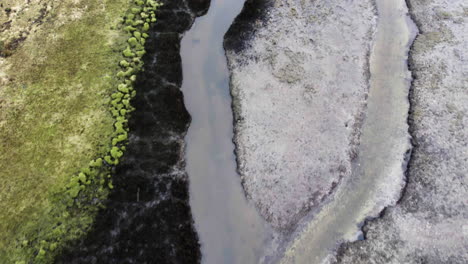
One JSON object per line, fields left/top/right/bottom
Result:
{"left": 0, "top": 0, "right": 160, "bottom": 263}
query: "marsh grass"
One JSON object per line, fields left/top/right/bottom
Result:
{"left": 0, "top": 0, "right": 159, "bottom": 262}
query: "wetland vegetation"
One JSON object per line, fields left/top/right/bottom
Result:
{"left": 0, "top": 0, "right": 160, "bottom": 262}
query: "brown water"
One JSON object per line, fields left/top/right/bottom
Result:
{"left": 180, "top": 0, "right": 270, "bottom": 263}
{"left": 280, "top": 0, "right": 418, "bottom": 263}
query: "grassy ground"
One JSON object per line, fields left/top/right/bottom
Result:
{"left": 0, "top": 0, "right": 156, "bottom": 262}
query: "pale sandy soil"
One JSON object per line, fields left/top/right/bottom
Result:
{"left": 226, "top": 0, "right": 467, "bottom": 263}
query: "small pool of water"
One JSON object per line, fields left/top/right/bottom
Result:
{"left": 180, "top": 0, "right": 271, "bottom": 263}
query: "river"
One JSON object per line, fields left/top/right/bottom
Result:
{"left": 181, "top": 0, "right": 271, "bottom": 263}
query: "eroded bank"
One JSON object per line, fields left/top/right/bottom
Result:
{"left": 58, "top": 0, "right": 210, "bottom": 262}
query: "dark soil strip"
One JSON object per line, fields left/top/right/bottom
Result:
{"left": 57, "top": 0, "right": 210, "bottom": 263}
{"left": 224, "top": 0, "right": 272, "bottom": 54}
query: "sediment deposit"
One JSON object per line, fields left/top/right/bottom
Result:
{"left": 336, "top": 0, "right": 468, "bottom": 263}
{"left": 225, "top": 0, "right": 377, "bottom": 231}
{"left": 226, "top": 0, "right": 466, "bottom": 263}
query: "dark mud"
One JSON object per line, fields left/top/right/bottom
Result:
{"left": 224, "top": 0, "right": 272, "bottom": 54}
{"left": 57, "top": 0, "right": 209, "bottom": 263}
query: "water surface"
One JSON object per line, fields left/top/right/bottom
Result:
{"left": 181, "top": 0, "right": 270, "bottom": 263}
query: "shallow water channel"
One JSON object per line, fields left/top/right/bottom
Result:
{"left": 180, "top": 0, "right": 270, "bottom": 263}
{"left": 281, "top": 0, "right": 418, "bottom": 263}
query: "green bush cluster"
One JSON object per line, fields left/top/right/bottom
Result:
{"left": 16, "top": 1, "right": 161, "bottom": 263}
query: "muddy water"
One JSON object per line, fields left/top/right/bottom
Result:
{"left": 280, "top": 1, "right": 418, "bottom": 263}
{"left": 180, "top": 0, "right": 270, "bottom": 263}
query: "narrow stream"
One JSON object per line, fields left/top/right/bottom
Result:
{"left": 180, "top": 0, "right": 270, "bottom": 263}
{"left": 281, "top": 0, "right": 418, "bottom": 263}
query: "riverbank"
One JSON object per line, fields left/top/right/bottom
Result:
{"left": 225, "top": 0, "right": 376, "bottom": 233}
{"left": 58, "top": 0, "right": 211, "bottom": 262}
{"left": 336, "top": 0, "right": 468, "bottom": 262}
{"left": 225, "top": 2, "right": 378, "bottom": 260}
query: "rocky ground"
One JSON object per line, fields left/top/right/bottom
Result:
{"left": 225, "top": 0, "right": 377, "bottom": 231}
{"left": 336, "top": 0, "right": 468, "bottom": 263}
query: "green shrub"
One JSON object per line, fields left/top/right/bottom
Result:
{"left": 77, "top": 173, "right": 87, "bottom": 184}
{"left": 134, "top": 43, "right": 144, "bottom": 51}
{"left": 122, "top": 46, "right": 135, "bottom": 57}
{"left": 124, "top": 25, "right": 137, "bottom": 32}
{"left": 118, "top": 84, "right": 129, "bottom": 93}
{"left": 35, "top": 248, "right": 46, "bottom": 261}
{"left": 134, "top": 31, "right": 142, "bottom": 39}
{"left": 133, "top": 19, "right": 144, "bottom": 26}
{"left": 142, "top": 22, "right": 150, "bottom": 32}
{"left": 128, "top": 37, "right": 138, "bottom": 47}
{"left": 120, "top": 60, "right": 130, "bottom": 68}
